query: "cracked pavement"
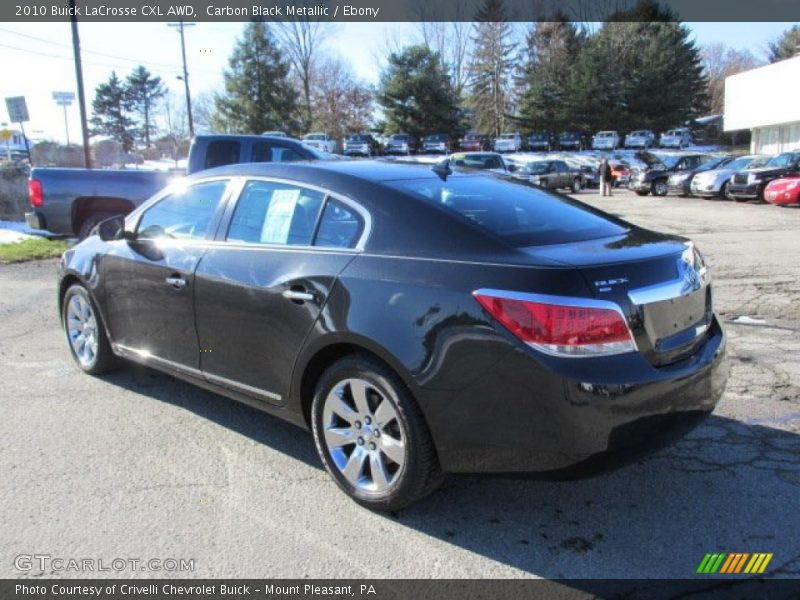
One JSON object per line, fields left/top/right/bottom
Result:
{"left": 1, "top": 189, "right": 799, "bottom": 582}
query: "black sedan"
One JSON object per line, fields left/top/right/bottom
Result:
{"left": 58, "top": 160, "right": 728, "bottom": 511}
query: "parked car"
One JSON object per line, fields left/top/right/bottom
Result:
{"left": 690, "top": 155, "right": 771, "bottom": 200}
{"left": 494, "top": 132, "right": 524, "bottom": 153}
{"left": 592, "top": 131, "right": 621, "bottom": 151}
{"left": 610, "top": 162, "right": 632, "bottom": 187}
{"left": 527, "top": 132, "right": 556, "bottom": 152}
{"left": 458, "top": 132, "right": 491, "bottom": 152}
{"left": 666, "top": 155, "right": 735, "bottom": 197}
{"left": 262, "top": 131, "right": 289, "bottom": 138}
{"left": 580, "top": 165, "right": 599, "bottom": 188}
{"left": 558, "top": 131, "right": 588, "bottom": 151}
{"left": 59, "top": 159, "right": 727, "bottom": 510}
{"left": 628, "top": 152, "right": 708, "bottom": 196}
{"left": 343, "top": 133, "right": 380, "bottom": 157}
{"left": 728, "top": 152, "right": 800, "bottom": 202}
{"left": 303, "top": 133, "right": 338, "bottom": 154}
{"left": 514, "top": 160, "right": 582, "bottom": 193}
{"left": 659, "top": 128, "right": 693, "bottom": 149}
{"left": 421, "top": 133, "right": 452, "bottom": 155}
{"left": 624, "top": 130, "right": 656, "bottom": 149}
{"left": 384, "top": 133, "right": 417, "bottom": 156}
{"left": 26, "top": 135, "right": 331, "bottom": 238}
{"left": 764, "top": 176, "right": 800, "bottom": 206}
{"left": 448, "top": 152, "right": 512, "bottom": 174}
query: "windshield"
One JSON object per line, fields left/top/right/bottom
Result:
{"left": 525, "top": 162, "right": 550, "bottom": 174}
{"left": 696, "top": 157, "right": 729, "bottom": 172}
{"left": 766, "top": 153, "right": 796, "bottom": 168}
{"left": 530, "top": 133, "right": 547, "bottom": 140}
{"left": 596, "top": 132, "right": 615, "bottom": 137}
{"left": 390, "top": 135, "right": 409, "bottom": 141}
{"left": 560, "top": 132, "right": 577, "bottom": 139}
{"left": 630, "top": 131, "right": 648, "bottom": 136}
{"left": 425, "top": 134, "right": 447, "bottom": 142}
{"left": 388, "top": 176, "right": 626, "bottom": 247}
{"left": 465, "top": 134, "right": 482, "bottom": 140}
{"left": 347, "top": 135, "right": 369, "bottom": 142}
{"left": 500, "top": 134, "right": 517, "bottom": 139}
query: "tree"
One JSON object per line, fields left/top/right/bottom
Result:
{"left": 273, "top": 19, "right": 332, "bottom": 131}
{"left": 702, "top": 44, "right": 762, "bottom": 116}
{"left": 310, "top": 56, "right": 374, "bottom": 144}
{"left": 467, "top": 0, "right": 517, "bottom": 136}
{"left": 768, "top": 25, "right": 800, "bottom": 63}
{"left": 90, "top": 71, "right": 136, "bottom": 153}
{"left": 213, "top": 22, "right": 300, "bottom": 135}
{"left": 515, "top": 17, "right": 585, "bottom": 133}
{"left": 126, "top": 66, "right": 166, "bottom": 148}
{"left": 377, "top": 45, "right": 463, "bottom": 140}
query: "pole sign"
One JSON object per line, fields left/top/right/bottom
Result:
{"left": 5, "top": 97, "right": 30, "bottom": 123}
{"left": 52, "top": 91, "right": 75, "bottom": 106}
{"left": 0, "top": 129, "right": 11, "bottom": 142}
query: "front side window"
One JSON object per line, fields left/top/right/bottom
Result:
{"left": 227, "top": 180, "right": 324, "bottom": 246}
{"left": 138, "top": 180, "right": 228, "bottom": 240}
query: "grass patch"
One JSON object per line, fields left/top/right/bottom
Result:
{"left": 0, "top": 238, "right": 71, "bottom": 264}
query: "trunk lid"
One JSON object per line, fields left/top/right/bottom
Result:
{"left": 522, "top": 230, "right": 713, "bottom": 366}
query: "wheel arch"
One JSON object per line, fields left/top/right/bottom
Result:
{"left": 72, "top": 196, "right": 135, "bottom": 233}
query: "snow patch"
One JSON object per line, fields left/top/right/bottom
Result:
{"left": 0, "top": 219, "right": 50, "bottom": 245}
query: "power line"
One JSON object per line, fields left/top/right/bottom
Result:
{"left": 0, "top": 41, "right": 182, "bottom": 73}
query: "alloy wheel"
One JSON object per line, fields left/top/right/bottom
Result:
{"left": 66, "top": 293, "right": 98, "bottom": 367}
{"left": 321, "top": 378, "right": 406, "bottom": 493}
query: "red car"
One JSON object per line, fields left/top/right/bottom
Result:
{"left": 459, "top": 132, "right": 490, "bottom": 152}
{"left": 764, "top": 176, "right": 800, "bottom": 205}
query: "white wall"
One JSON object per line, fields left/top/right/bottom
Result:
{"left": 751, "top": 122, "right": 800, "bottom": 154}
{"left": 724, "top": 56, "right": 800, "bottom": 132}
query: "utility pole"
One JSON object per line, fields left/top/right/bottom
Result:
{"left": 169, "top": 21, "right": 195, "bottom": 138}
{"left": 69, "top": 0, "right": 91, "bottom": 168}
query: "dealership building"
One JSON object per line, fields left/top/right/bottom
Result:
{"left": 724, "top": 55, "right": 800, "bottom": 154}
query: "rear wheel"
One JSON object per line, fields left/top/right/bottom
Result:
{"left": 62, "top": 284, "right": 116, "bottom": 375}
{"left": 77, "top": 212, "right": 117, "bottom": 240}
{"left": 311, "top": 355, "right": 442, "bottom": 511}
{"left": 571, "top": 178, "right": 581, "bottom": 193}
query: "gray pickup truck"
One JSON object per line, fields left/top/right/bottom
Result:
{"left": 26, "top": 134, "right": 332, "bottom": 238}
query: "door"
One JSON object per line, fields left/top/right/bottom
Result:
{"left": 194, "top": 179, "right": 367, "bottom": 403}
{"left": 101, "top": 179, "right": 230, "bottom": 369}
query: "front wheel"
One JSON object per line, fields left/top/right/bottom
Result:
{"left": 62, "top": 284, "right": 117, "bottom": 375}
{"left": 720, "top": 182, "right": 732, "bottom": 201}
{"left": 652, "top": 179, "right": 668, "bottom": 196}
{"left": 311, "top": 355, "right": 443, "bottom": 511}
{"left": 571, "top": 178, "right": 581, "bottom": 193}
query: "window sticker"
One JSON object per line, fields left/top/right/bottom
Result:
{"left": 260, "top": 188, "right": 300, "bottom": 244}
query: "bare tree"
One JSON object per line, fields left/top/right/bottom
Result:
{"left": 191, "top": 91, "right": 218, "bottom": 134}
{"left": 702, "top": 43, "right": 762, "bottom": 115}
{"left": 309, "top": 56, "right": 374, "bottom": 146}
{"left": 272, "top": 19, "right": 333, "bottom": 132}
{"left": 413, "top": 1, "right": 473, "bottom": 99}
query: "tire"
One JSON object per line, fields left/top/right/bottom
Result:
{"left": 62, "top": 284, "right": 117, "bottom": 375}
{"left": 635, "top": 190, "right": 650, "bottom": 196}
{"left": 733, "top": 196, "right": 748, "bottom": 203}
{"left": 311, "top": 355, "right": 443, "bottom": 511}
{"left": 720, "top": 182, "right": 732, "bottom": 201}
{"left": 77, "top": 212, "right": 117, "bottom": 240}
{"left": 651, "top": 179, "right": 668, "bottom": 196}
{"left": 571, "top": 178, "right": 581, "bottom": 193}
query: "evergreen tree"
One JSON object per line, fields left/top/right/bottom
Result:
{"left": 126, "top": 66, "right": 166, "bottom": 148}
{"left": 768, "top": 25, "right": 800, "bottom": 63}
{"left": 515, "top": 17, "right": 584, "bottom": 133}
{"left": 90, "top": 71, "right": 136, "bottom": 153}
{"left": 377, "top": 45, "right": 463, "bottom": 141}
{"left": 467, "top": 0, "right": 516, "bottom": 136}
{"left": 213, "top": 22, "right": 300, "bottom": 134}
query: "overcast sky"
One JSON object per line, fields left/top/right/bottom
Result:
{"left": 0, "top": 21, "right": 795, "bottom": 143}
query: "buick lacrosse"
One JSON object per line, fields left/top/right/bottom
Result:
{"left": 58, "top": 160, "right": 727, "bottom": 510}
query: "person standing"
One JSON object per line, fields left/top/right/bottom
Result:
{"left": 599, "top": 158, "right": 613, "bottom": 197}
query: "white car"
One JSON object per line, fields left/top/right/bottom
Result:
{"left": 302, "top": 133, "right": 337, "bottom": 153}
{"left": 660, "top": 128, "right": 693, "bottom": 149}
{"left": 592, "top": 131, "right": 620, "bottom": 150}
{"left": 493, "top": 133, "right": 523, "bottom": 153}
{"left": 624, "top": 130, "right": 656, "bottom": 149}
{"left": 261, "top": 131, "right": 289, "bottom": 138}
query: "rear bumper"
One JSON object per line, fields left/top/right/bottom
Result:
{"left": 25, "top": 211, "right": 45, "bottom": 230}
{"left": 426, "top": 316, "right": 727, "bottom": 474}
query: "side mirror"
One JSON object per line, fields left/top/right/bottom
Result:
{"left": 97, "top": 215, "right": 130, "bottom": 242}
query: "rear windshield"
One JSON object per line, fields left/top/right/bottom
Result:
{"left": 347, "top": 134, "right": 370, "bottom": 142}
{"left": 425, "top": 134, "right": 447, "bottom": 141}
{"left": 388, "top": 176, "right": 627, "bottom": 247}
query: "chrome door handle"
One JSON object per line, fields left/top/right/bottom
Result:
{"left": 282, "top": 289, "right": 315, "bottom": 302}
{"left": 166, "top": 276, "right": 187, "bottom": 289}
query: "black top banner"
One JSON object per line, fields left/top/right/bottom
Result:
{"left": 4, "top": 0, "right": 800, "bottom": 22}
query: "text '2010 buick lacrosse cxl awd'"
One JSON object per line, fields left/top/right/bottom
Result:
{"left": 57, "top": 160, "right": 727, "bottom": 510}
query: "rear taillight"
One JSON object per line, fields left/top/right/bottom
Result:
{"left": 29, "top": 179, "right": 43, "bottom": 208}
{"left": 473, "top": 290, "right": 636, "bottom": 357}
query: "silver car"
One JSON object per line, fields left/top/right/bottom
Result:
{"left": 592, "top": 131, "right": 620, "bottom": 151}
{"left": 493, "top": 133, "right": 523, "bottom": 153}
{"left": 624, "top": 130, "right": 656, "bottom": 149}
{"left": 660, "top": 128, "right": 693, "bottom": 149}
{"left": 690, "top": 155, "right": 771, "bottom": 200}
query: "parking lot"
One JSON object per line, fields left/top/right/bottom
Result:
{"left": 1, "top": 189, "right": 799, "bottom": 581}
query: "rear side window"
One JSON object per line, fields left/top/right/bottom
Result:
{"left": 227, "top": 181, "right": 324, "bottom": 246}
{"left": 315, "top": 200, "right": 363, "bottom": 249}
{"left": 389, "top": 176, "right": 627, "bottom": 247}
{"left": 205, "top": 141, "right": 240, "bottom": 170}
{"left": 251, "top": 143, "right": 306, "bottom": 163}
{"left": 138, "top": 180, "right": 228, "bottom": 240}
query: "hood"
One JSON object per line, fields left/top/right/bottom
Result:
{"left": 634, "top": 151, "right": 667, "bottom": 169}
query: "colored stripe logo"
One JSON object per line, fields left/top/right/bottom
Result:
{"left": 697, "top": 553, "right": 773, "bottom": 574}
